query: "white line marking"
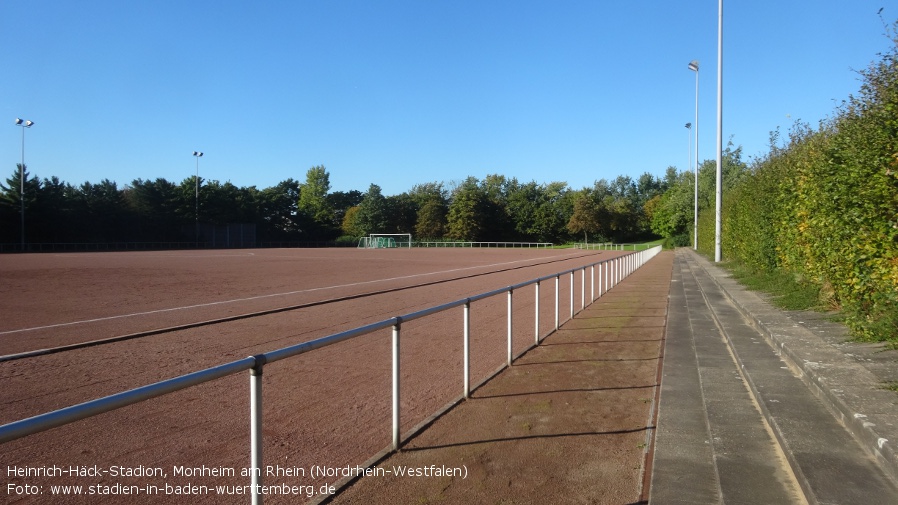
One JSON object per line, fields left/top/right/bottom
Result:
{"left": 0, "top": 252, "right": 584, "bottom": 335}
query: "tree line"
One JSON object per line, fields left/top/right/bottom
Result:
{"left": 1, "top": 163, "right": 673, "bottom": 247}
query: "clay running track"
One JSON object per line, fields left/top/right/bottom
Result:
{"left": 1, "top": 247, "right": 625, "bottom": 504}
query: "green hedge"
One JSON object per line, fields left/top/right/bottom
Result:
{"left": 718, "top": 29, "right": 898, "bottom": 341}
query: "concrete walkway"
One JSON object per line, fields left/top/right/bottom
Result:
{"left": 651, "top": 249, "right": 898, "bottom": 504}
{"left": 320, "top": 248, "right": 898, "bottom": 504}
{"left": 324, "top": 250, "right": 675, "bottom": 505}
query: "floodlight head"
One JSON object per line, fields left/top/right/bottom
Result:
{"left": 686, "top": 123, "right": 692, "bottom": 129}
{"left": 25, "top": 120, "right": 33, "bottom": 127}
{"left": 688, "top": 60, "right": 699, "bottom": 72}
{"left": 193, "top": 151, "right": 203, "bottom": 157}
{"left": 15, "top": 118, "right": 23, "bottom": 125}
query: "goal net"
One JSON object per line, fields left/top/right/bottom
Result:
{"left": 357, "top": 233, "right": 412, "bottom": 249}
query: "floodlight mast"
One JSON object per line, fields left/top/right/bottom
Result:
{"left": 15, "top": 118, "right": 34, "bottom": 251}
{"left": 685, "top": 123, "right": 692, "bottom": 214}
{"left": 193, "top": 151, "right": 203, "bottom": 247}
{"left": 715, "top": 0, "right": 723, "bottom": 262}
{"left": 688, "top": 60, "right": 699, "bottom": 250}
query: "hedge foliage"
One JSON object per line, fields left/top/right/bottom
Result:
{"left": 718, "top": 26, "right": 898, "bottom": 341}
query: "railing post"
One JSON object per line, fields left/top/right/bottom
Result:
{"left": 554, "top": 275, "right": 560, "bottom": 331}
{"left": 507, "top": 288, "right": 513, "bottom": 366}
{"left": 590, "top": 265, "right": 595, "bottom": 303}
{"left": 534, "top": 281, "right": 540, "bottom": 344}
{"left": 581, "top": 268, "right": 585, "bottom": 311}
{"left": 392, "top": 318, "right": 401, "bottom": 451}
{"left": 463, "top": 300, "right": 471, "bottom": 399}
{"left": 569, "top": 271, "right": 574, "bottom": 320}
{"left": 604, "top": 260, "right": 609, "bottom": 294}
{"left": 250, "top": 355, "right": 266, "bottom": 505}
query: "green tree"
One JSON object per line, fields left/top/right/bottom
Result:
{"left": 534, "top": 181, "right": 573, "bottom": 243}
{"left": 0, "top": 165, "right": 41, "bottom": 243}
{"left": 447, "top": 177, "right": 487, "bottom": 241}
{"left": 415, "top": 199, "right": 447, "bottom": 239}
{"left": 386, "top": 193, "right": 417, "bottom": 233}
{"left": 258, "top": 179, "right": 301, "bottom": 241}
{"left": 126, "top": 178, "right": 184, "bottom": 241}
{"left": 297, "top": 165, "right": 334, "bottom": 237}
{"left": 327, "top": 190, "right": 364, "bottom": 230}
{"left": 356, "top": 184, "right": 389, "bottom": 234}
{"left": 73, "top": 179, "right": 127, "bottom": 242}
{"left": 342, "top": 206, "right": 364, "bottom": 237}
{"left": 650, "top": 168, "right": 694, "bottom": 239}
{"left": 36, "top": 176, "right": 78, "bottom": 242}
{"left": 410, "top": 182, "right": 449, "bottom": 239}
{"left": 567, "top": 190, "right": 604, "bottom": 243}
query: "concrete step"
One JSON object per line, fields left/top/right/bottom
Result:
{"left": 650, "top": 250, "right": 898, "bottom": 504}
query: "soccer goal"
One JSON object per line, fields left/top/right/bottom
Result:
{"left": 357, "top": 233, "right": 413, "bottom": 249}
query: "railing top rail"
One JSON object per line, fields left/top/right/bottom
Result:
{"left": 0, "top": 357, "right": 257, "bottom": 444}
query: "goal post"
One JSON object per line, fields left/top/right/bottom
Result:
{"left": 357, "top": 233, "right": 413, "bottom": 249}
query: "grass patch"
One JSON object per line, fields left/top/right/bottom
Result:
{"left": 725, "top": 262, "right": 824, "bottom": 311}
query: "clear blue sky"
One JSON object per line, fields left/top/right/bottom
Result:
{"left": 1, "top": 1, "right": 891, "bottom": 196}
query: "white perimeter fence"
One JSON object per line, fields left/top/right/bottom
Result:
{"left": 415, "top": 241, "right": 553, "bottom": 248}
{"left": 0, "top": 245, "right": 662, "bottom": 504}
{"left": 574, "top": 242, "right": 657, "bottom": 251}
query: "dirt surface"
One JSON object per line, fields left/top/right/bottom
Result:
{"left": 1, "top": 247, "right": 633, "bottom": 504}
{"left": 329, "top": 251, "right": 673, "bottom": 505}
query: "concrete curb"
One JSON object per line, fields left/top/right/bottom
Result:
{"left": 686, "top": 249, "right": 898, "bottom": 486}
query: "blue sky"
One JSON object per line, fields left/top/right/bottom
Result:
{"left": 1, "top": 1, "right": 891, "bottom": 196}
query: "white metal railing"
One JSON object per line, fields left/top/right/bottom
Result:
{"left": 0, "top": 245, "right": 662, "bottom": 504}
{"left": 414, "top": 241, "right": 553, "bottom": 248}
{"left": 574, "top": 242, "right": 658, "bottom": 251}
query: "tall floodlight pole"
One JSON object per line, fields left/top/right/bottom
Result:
{"left": 193, "top": 151, "right": 203, "bottom": 248}
{"left": 715, "top": 0, "right": 723, "bottom": 262}
{"left": 685, "top": 122, "right": 692, "bottom": 184}
{"left": 14, "top": 118, "right": 34, "bottom": 251}
{"left": 688, "top": 60, "right": 699, "bottom": 251}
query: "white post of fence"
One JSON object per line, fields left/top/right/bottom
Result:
{"left": 507, "top": 289, "right": 513, "bottom": 366}
{"left": 463, "top": 300, "right": 471, "bottom": 399}
{"left": 569, "top": 271, "right": 574, "bottom": 320}
{"left": 535, "top": 281, "right": 540, "bottom": 344}
{"left": 554, "top": 275, "right": 560, "bottom": 331}
{"left": 581, "top": 268, "right": 585, "bottom": 311}
{"left": 604, "top": 261, "right": 609, "bottom": 294}
{"left": 392, "top": 320, "right": 401, "bottom": 450}
{"left": 250, "top": 359, "right": 265, "bottom": 505}
{"left": 611, "top": 258, "right": 618, "bottom": 289}
{"left": 591, "top": 265, "right": 595, "bottom": 303}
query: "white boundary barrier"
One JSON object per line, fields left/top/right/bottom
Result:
{"left": 575, "top": 242, "right": 657, "bottom": 251}
{"left": 415, "top": 241, "right": 553, "bottom": 248}
{"left": 0, "top": 245, "right": 662, "bottom": 504}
